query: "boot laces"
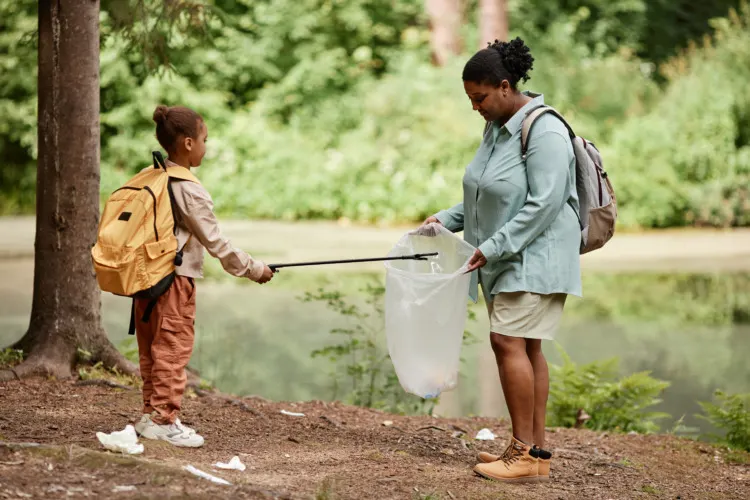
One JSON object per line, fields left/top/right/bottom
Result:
{"left": 499, "top": 441, "right": 524, "bottom": 466}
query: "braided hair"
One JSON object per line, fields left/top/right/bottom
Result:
{"left": 462, "top": 37, "right": 534, "bottom": 89}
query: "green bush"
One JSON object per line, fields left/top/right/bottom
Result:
{"left": 606, "top": 4, "right": 750, "bottom": 228}
{"left": 3, "top": 1, "right": 750, "bottom": 230}
{"left": 0, "top": 348, "right": 24, "bottom": 368}
{"left": 547, "top": 346, "right": 671, "bottom": 433}
{"left": 698, "top": 390, "right": 750, "bottom": 451}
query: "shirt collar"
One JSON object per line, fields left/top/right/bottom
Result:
{"left": 165, "top": 158, "right": 184, "bottom": 168}
{"left": 498, "top": 91, "right": 544, "bottom": 136}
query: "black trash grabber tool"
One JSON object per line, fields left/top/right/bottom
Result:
{"left": 268, "top": 253, "right": 438, "bottom": 272}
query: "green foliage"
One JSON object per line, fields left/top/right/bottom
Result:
{"left": 0, "top": 348, "right": 24, "bottom": 368}
{"left": 302, "top": 280, "right": 475, "bottom": 415}
{"left": 607, "top": 4, "right": 750, "bottom": 228}
{"left": 698, "top": 390, "right": 750, "bottom": 452}
{"left": 547, "top": 345, "right": 671, "bottom": 433}
{"left": 3, "top": 0, "right": 750, "bottom": 230}
{"left": 510, "top": 0, "right": 744, "bottom": 63}
{"left": 118, "top": 337, "right": 140, "bottom": 364}
{"left": 78, "top": 360, "right": 141, "bottom": 388}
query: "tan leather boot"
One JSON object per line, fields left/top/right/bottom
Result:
{"left": 473, "top": 437, "right": 539, "bottom": 483}
{"left": 531, "top": 446, "right": 552, "bottom": 481}
{"left": 478, "top": 446, "right": 552, "bottom": 481}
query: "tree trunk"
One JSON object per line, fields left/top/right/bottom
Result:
{"left": 425, "top": 0, "right": 463, "bottom": 66}
{"left": 479, "top": 0, "right": 508, "bottom": 48}
{"left": 1, "top": 0, "right": 134, "bottom": 381}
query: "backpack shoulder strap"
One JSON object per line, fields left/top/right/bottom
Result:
{"left": 520, "top": 105, "right": 576, "bottom": 158}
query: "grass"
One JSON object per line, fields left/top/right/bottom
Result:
{"left": 0, "top": 348, "right": 23, "bottom": 368}
{"left": 77, "top": 361, "right": 141, "bottom": 389}
{"left": 641, "top": 484, "right": 661, "bottom": 495}
{"left": 724, "top": 449, "right": 750, "bottom": 465}
{"left": 315, "top": 478, "right": 336, "bottom": 500}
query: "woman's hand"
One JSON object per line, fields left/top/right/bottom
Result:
{"left": 422, "top": 216, "right": 442, "bottom": 226}
{"left": 465, "top": 249, "right": 487, "bottom": 273}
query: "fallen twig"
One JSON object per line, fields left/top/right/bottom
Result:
{"left": 231, "top": 400, "right": 264, "bottom": 418}
{"left": 447, "top": 491, "right": 457, "bottom": 500}
{"left": 0, "top": 460, "right": 24, "bottom": 466}
{"left": 75, "top": 379, "right": 133, "bottom": 391}
{"left": 287, "top": 436, "right": 300, "bottom": 444}
{"left": 319, "top": 415, "right": 341, "bottom": 428}
{"left": 418, "top": 425, "right": 447, "bottom": 432}
{"left": 450, "top": 424, "right": 469, "bottom": 434}
{"left": 0, "top": 442, "right": 40, "bottom": 448}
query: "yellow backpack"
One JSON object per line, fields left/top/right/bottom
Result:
{"left": 92, "top": 152, "right": 200, "bottom": 333}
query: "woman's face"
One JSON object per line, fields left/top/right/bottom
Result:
{"left": 464, "top": 79, "right": 513, "bottom": 123}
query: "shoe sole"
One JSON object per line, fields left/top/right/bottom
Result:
{"left": 473, "top": 466, "right": 546, "bottom": 484}
{"left": 138, "top": 428, "right": 203, "bottom": 447}
{"left": 157, "top": 436, "right": 204, "bottom": 448}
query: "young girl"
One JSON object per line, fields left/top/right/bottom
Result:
{"left": 133, "top": 105, "right": 274, "bottom": 447}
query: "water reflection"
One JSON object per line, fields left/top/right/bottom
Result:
{"left": 1, "top": 268, "right": 748, "bottom": 432}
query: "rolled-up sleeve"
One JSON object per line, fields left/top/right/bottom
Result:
{"left": 435, "top": 202, "right": 465, "bottom": 233}
{"left": 180, "top": 184, "right": 266, "bottom": 281}
{"left": 478, "top": 131, "right": 571, "bottom": 263}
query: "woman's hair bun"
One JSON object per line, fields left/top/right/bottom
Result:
{"left": 492, "top": 37, "right": 534, "bottom": 85}
{"left": 152, "top": 105, "right": 169, "bottom": 125}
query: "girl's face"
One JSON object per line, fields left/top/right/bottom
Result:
{"left": 183, "top": 120, "right": 207, "bottom": 167}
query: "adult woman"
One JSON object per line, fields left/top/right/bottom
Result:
{"left": 422, "top": 38, "right": 581, "bottom": 483}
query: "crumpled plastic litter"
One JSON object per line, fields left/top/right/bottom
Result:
{"left": 96, "top": 425, "right": 144, "bottom": 455}
{"left": 112, "top": 485, "right": 136, "bottom": 493}
{"left": 280, "top": 410, "right": 305, "bottom": 417}
{"left": 183, "top": 465, "right": 232, "bottom": 485}
{"left": 213, "top": 456, "right": 246, "bottom": 471}
{"left": 475, "top": 428, "right": 496, "bottom": 441}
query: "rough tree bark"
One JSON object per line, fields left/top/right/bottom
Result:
{"left": 0, "top": 0, "right": 135, "bottom": 381}
{"left": 479, "top": 0, "right": 508, "bottom": 48}
{"left": 425, "top": 0, "right": 463, "bottom": 66}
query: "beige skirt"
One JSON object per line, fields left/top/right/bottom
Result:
{"left": 486, "top": 291, "right": 567, "bottom": 340}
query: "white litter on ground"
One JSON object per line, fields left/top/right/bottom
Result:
{"left": 183, "top": 465, "right": 231, "bottom": 485}
{"left": 95, "top": 425, "right": 144, "bottom": 455}
{"left": 213, "top": 456, "right": 246, "bottom": 471}
{"left": 280, "top": 410, "right": 305, "bottom": 417}
{"left": 475, "top": 428, "right": 496, "bottom": 441}
{"left": 112, "top": 485, "right": 137, "bottom": 493}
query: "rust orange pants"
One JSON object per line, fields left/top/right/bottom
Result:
{"left": 135, "top": 276, "right": 196, "bottom": 425}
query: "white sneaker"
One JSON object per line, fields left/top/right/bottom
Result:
{"left": 139, "top": 421, "right": 204, "bottom": 448}
{"left": 174, "top": 418, "right": 196, "bottom": 436}
{"left": 134, "top": 414, "right": 152, "bottom": 436}
{"left": 135, "top": 414, "right": 196, "bottom": 437}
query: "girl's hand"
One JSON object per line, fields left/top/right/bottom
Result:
{"left": 256, "top": 265, "right": 275, "bottom": 284}
{"left": 465, "top": 249, "right": 487, "bottom": 273}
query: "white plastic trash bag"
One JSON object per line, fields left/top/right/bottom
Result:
{"left": 384, "top": 223, "right": 476, "bottom": 399}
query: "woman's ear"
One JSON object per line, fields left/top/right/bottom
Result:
{"left": 500, "top": 80, "right": 511, "bottom": 96}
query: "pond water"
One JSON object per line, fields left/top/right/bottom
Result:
{"left": 2, "top": 256, "right": 748, "bottom": 434}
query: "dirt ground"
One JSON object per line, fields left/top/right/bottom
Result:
{"left": 0, "top": 378, "right": 748, "bottom": 500}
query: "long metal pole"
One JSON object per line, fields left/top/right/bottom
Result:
{"left": 268, "top": 253, "right": 438, "bottom": 271}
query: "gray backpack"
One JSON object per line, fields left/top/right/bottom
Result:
{"left": 516, "top": 105, "right": 617, "bottom": 254}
